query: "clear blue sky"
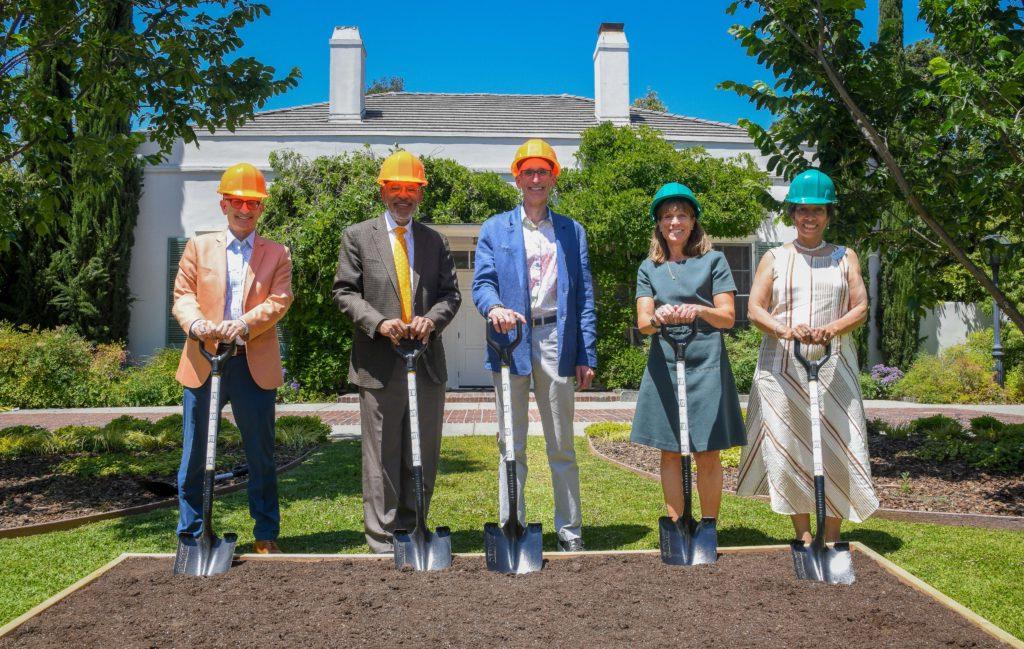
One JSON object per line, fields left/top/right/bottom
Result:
{"left": 234, "top": 1, "right": 931, "bottom": 127}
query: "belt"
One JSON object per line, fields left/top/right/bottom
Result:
{"left": 217, "top": 343, "right": 246, "bottom": 356}
{"left": 532, "top": 314, "right": 557, "bottom": 327}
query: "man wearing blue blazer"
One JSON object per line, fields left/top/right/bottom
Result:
{"left": 472, "top": 139, "right": 597, "bottom": 552}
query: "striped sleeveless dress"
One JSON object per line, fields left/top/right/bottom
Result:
{"left": 736, "top": 244, "right": 878, "bottom": 522}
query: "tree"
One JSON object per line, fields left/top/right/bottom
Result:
{"left": 878, "top": 0, "right": 903, "bottom": 49}
{"left": 556, "top": 123, "right": 771, "bottom": 388}
{"left": 367, "top": 76, "right": 404, "bottom": 94}
{"left": 0, "top": 0, "right": 301, "bottom": 248}
{"left": 721, "top": 0, "right": 1024, "bottom": 334}
{"left": 632, "top": 88, "right": 667, "bottom": 112}
{"left": 0, "top": 0, "right": 299, "bottom": 340}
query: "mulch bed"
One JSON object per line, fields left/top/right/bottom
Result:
{"left": 1, "top": 553, "right": 1008, "bottom": 648}
{"left": 0, "top": 446, "right": 316, "bottom": 530}
{"left": 592, "top": 427, "right": 1024, "bottom": 518}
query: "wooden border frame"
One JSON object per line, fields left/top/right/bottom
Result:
{"left": 2, "top": 544, "right": 1020, "bottom": 647}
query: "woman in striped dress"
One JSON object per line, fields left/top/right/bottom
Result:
{"left": 736, "top": 169, "right": 878, "bottom": 545}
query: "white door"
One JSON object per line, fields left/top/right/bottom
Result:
{"left": 444, "top": 269, "right": 492, "bottom": 388}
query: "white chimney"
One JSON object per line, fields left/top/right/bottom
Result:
{"left": 329, "top": 26, "right": 365, "bottom": 122}
{"left": 593, "top": 23, "right": 630, "bottom": 125}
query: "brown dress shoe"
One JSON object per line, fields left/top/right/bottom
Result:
{"left": 254, "top": 540, "right": 282, "bottom": 554}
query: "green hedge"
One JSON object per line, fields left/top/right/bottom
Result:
{"left": 0, "top": 414, "right": 331, "bottom": 471}
{"left": 894, "top": 338, "right": 1005, "bottom": 404}
{"left": 0, "top": 322, "right": 182, "bottom": 408}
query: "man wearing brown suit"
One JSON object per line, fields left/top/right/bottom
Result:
{"left": 333, "top": 151, "right": 461, "bottom": 553}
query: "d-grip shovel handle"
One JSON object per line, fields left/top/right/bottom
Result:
{"left": 659, "top": 323, "right": 698, "bottom": 361}
{"left": 198, "top": 340, "right": 236, "bottom": 375}
{"left": 486, "top": 320, "right": 523, "bottom": 364}
{"left": 793, "top": 340, "right": 833, "bottom": 381}
{"left": 393, "top": 338, "right": 426, "bottom": 370}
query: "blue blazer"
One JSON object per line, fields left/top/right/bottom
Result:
{"left": 472, "top": 206, "right": 598, "bottom": 377}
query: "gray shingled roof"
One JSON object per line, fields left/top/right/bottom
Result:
{"left": 219, "top": 92, "right": 749, "bottom": 140}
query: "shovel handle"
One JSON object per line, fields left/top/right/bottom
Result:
{"left": 198, "top": 340, "right": 236, "bottom": 376}
{"left": 793, "top": 340, "right": 832, "bottom": 381}
{"left": 486, "top": 321, "right": 523, "bottom": 365}
{"left": 659, "top": 323, "right": 698, "bottom": 362}
{"left": 393, "top": 338, "right": 427, "bottom": 371}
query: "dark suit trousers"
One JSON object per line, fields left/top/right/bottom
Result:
{"left": 359, "top": 357, "right": 445, "bottom": 553}
{"left": 177, "top": 356, "right": 279, "bottom": 541}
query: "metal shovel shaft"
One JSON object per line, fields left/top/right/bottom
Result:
{"left": 174, "top": 347, "right": 237, "bottom": 576}
{"left": 790, "top": 341, "right": 854, "bottom": 585}
{"left": 658, "top": 326, "right": 717, "bottom": 566}
{"left": 484, "top": 322, "right": 543, "bottom": 574}
{"left": 393, "top": 342, "right": 452, "bottom": 571}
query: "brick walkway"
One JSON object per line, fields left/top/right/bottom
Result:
{"left": 3, "top": 400, "right": 1023, "bottom": 431}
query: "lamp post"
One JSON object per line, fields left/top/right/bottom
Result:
{"left": 982, "top": 234, "right": 1012, "bottom": 387}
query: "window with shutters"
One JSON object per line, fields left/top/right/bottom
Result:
{"left": 166, "top": 237, "right": 190, "bottom": 347}
{"left": 712, "top": 243, "right": 754, "bottom": 328}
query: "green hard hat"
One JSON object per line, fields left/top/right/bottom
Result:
{"left": 785, "top": 169, "right": 836, "bottom": 205}
{"left": 650, "top": 182, "right": 702, "bottom": 220}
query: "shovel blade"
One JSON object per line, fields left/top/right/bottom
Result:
{"left": 659, "top": 516, "right": 718, "bottom": 566}
{"left": 173, "top": 531, "right": 237, "bottom": 577}
{"left": 483, "top": 521, "right": 544, "bottom": 574}
{"left": 393, "top": 525, "right": 453, "bottom": 571}
{"left": 790, "top": 539, "right": 855, "bottom": 585}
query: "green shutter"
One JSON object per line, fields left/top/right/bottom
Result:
{"left": 166, "top": 237, "right": 190, "bottom": 347}
{"left": 754, "top": 241, "right": 783, "bottom": 267}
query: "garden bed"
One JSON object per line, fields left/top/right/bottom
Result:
{"left": 590, "top": 423, "right": 1024, "bottom": 518}
{"left": 0, "top": 415, "right": 330, "bottom": 531}
{"left": 0, "top": 548, "right": 1015, "bottom": 648}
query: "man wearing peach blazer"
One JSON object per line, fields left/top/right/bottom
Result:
{"left": 171, "top": 163, "right": 293, "bottom": 554}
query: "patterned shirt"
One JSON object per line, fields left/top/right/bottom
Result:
{"left": 520, "top": 205, "right": 558, "bottom": 319}
{"left": 224, "top": 229, "right": 255, "bottom": 345}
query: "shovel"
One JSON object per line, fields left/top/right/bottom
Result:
{"left": 790, "top": 340, "right": 855, "bottom": 585}
{"left": 173, "top": 341, "right": 238, "bottom": 577}
{"left": 483, "top": 321, "right": 543, "bottom": 574}
{"left": 137, "top": 466, "right": 249, "bottom": 499}
{"left": 391, "top": 338, "right": 453, "bottom": 571}
{"left": 657, "top": 324, "right": 718, "bottom": 566}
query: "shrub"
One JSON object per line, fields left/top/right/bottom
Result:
{"left": 0, "top": 425, "right": 52, "bottom": 458}
{"left": 599, "top": 342, "right": 648, "bottom": 390}
{"left": 585, "top": 422, "right": 631, "bottom": 442}
{"left": 0, "top": 324, "right": 93, "bottom": 408}
{"left": 49, "top": 425, "right": 106, "bottom": 454}
{"left": 894, "top": 344, "right": 1003, "bottom": 404}
{"left": 1006, "top": 365, "right": 1024, "bottom": 403}
{"left": 909, "top": 414, "right": 1024, "bottom": 472}
{"left": 113, "top": 349, "right": 183, "bottom": 407}
{"left": 150, "top": 414, "right": 184, "bottom": 448}
{"left": 724, "top": 327, "right": 761, "bottom": 394}
{"left": 275, "top": 415, "right": 331, "bottom": 450}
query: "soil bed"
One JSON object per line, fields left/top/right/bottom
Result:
{"left": 592, "top": 428, "right": 1024, "bottom": 518}
{"left": 2, "top": 552, "right": 1009, "bottom": 648}
{"left": 0, "top": 445, "right": 317, "bottom": 530}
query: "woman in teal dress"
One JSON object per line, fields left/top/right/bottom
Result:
{"left": 631, "top": 182, "right": 746, "bottom": 524}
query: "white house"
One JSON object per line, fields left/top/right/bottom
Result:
{"left": 135, "top": 22, "right": 897, "bottom": 388}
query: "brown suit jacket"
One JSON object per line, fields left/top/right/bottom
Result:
{"left": 332, "top": 215, "right": 461, "bottom": 389}
{"left": 172, "top": 231, "right": 294, "bottom": 389}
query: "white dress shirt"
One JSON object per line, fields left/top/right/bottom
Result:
{"left": 384, "top": 210, "right": 415, "bottom": 291}
{"left": 224, "top": 229, "right": 255, "bottom": 345}
{"left": 520, "top": 205, "right": 558, "bottom": 319}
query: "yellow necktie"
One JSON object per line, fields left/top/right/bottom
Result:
{"left": 393, "top": 226, "right": 412, "bottom": 323}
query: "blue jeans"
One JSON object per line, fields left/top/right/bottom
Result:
{"left": 176, "top": 355, "right": 279, "bottom": 541}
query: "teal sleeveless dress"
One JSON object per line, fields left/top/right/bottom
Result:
{"left": 630, "top": 251, "right": 747, "bottom": 453}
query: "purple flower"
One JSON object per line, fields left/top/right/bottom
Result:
{"left": 289, "top": 380, "right": 300, "bottom": 391}
{"left": 870, "top": 364, "right": 904, "bottom": 385}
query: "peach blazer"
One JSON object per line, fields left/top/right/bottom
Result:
{"left": 172, "top": 231, "right": 294, "bottom": 389}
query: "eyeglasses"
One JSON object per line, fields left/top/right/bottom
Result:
{"left": 519, "top": 168, "right": 551, "bottom": 179}
{"left": 226, "top": 198, "right": 263, "bottom": 210}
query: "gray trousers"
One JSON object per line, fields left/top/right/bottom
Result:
{"left": 359, "top": 358, "right": 445, "bottom": 553}
{"left": 494, "top": 322, "right": 582, "bottom": 542}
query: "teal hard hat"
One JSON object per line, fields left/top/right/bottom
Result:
{"left": 785, "top": 169, "right": 836, "bottom": 205}
{"left": 650, "top": 182, "right": 702, "bottom": 221}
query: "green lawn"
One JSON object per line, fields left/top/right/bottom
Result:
{"left": 2, "top": 436, "right": 1022, "bottom": 640}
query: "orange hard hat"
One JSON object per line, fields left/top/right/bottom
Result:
{"left": 511, "top": 139, "right": 560, "bottom": 178}
{"left": 218, "top": 163, "right": 268, "bottom": 199}
{"left": 377, "top": 150, "right": 428, "bottom": 187}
